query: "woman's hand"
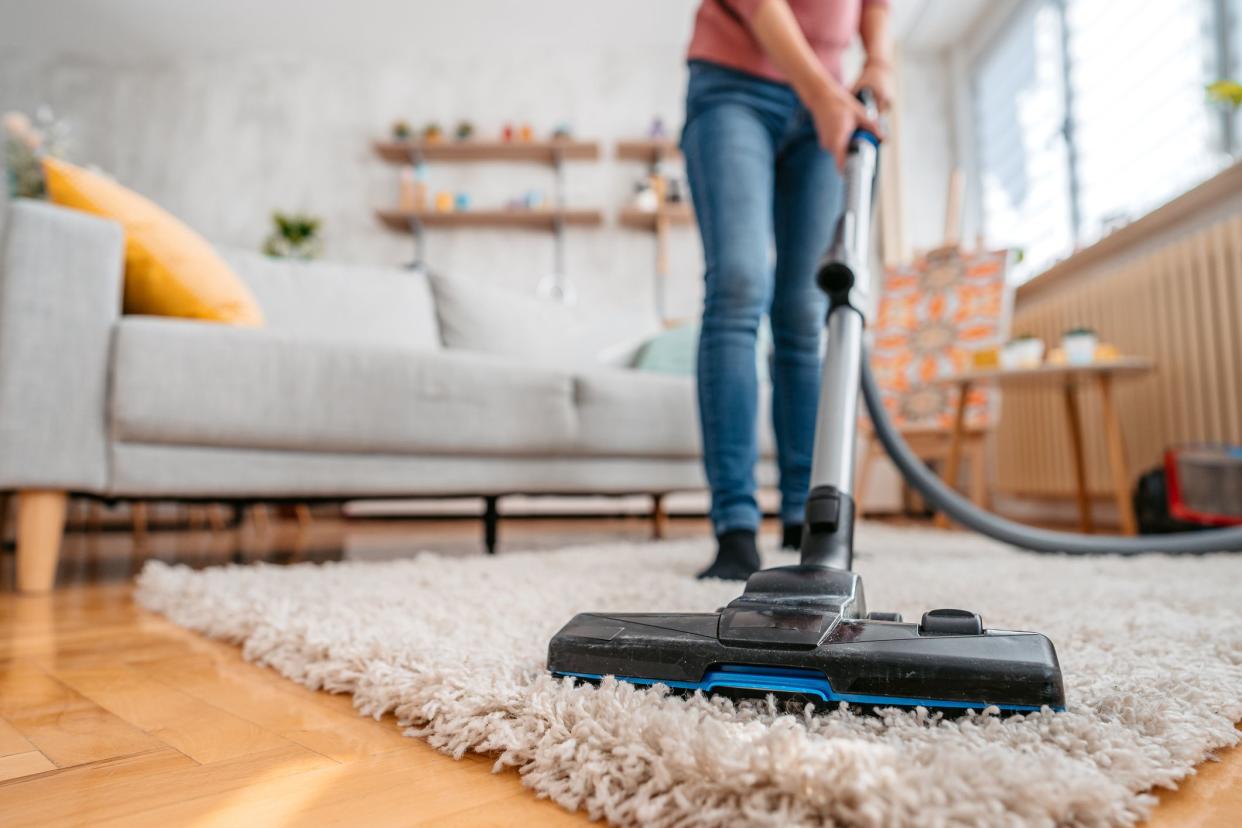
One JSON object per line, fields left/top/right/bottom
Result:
{"left": 852, "top": 58, "right": 893, "bottom": 112}
{"left": 806, "top": 82, "right": 882, "bottom": 172}
{"left": 744, "top": 0, "right": 886, "bottom": 169}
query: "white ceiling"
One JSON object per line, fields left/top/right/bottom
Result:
{"left": 1, "top": 0, "right": 1009, "bottom": 60}
{"left": 891, "top": 0, "right": 996, "bottom": 54}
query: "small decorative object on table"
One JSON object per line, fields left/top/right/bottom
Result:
{"left": 1061, "top": 327, "right": 1099, "bottom": 365}
{"left": 501, "top": 123, "right": 514, "bottom": 142}
{"left": 972, "top": 346, "right": 1000, "bottom": 369}
{"left": 434, "top": 190, "right": 454, "bottom": 212}
{"left": 391, "top": 119, "right": 413, "bottom": 141}
{"left": 454, "top": 120, "right": 474, "bottom": 141}
{"left": 454, "top": 192, "right": 470, "bottom": 211}
{"left": 648, "top": 116, "right": 667, "bottom": 140}
{"left": 4, "top": 105, "right": 69, "bottom": 199}
{"left": 423, "top": 122, "right": 444, "bottom": 143}
{"left": 1000, "top": 334, "right": 1045, "bottom": 370}
{"left": 518, "top": 123, "right": 534, "bottom": 142}
{"left": 551, "top": 123, "right": 572, "bottom": 140}
{"left": 262, "top": 212, "right": 323, "bottom": 260}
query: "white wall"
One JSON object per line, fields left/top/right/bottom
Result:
{"left": 893, "top": 50, "right": 958, "bottom": 254}
{"left": 1, "top": 0, "right": 964, "bottom": 331}
{"left": 0, "top": 0, "right": 707, "bottom": 330}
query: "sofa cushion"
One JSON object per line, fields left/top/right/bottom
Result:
{"left": 111, "top": 317, "right": 574, "bottom": 456}
{"left": 572, "top": 370, "right": 775, "bottom": 459}
{"left": 222, "top": 249, "right": 440, "bottom": 351}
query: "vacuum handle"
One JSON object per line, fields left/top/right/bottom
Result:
{"left": 850, "top": 88, "right": 881, "bottom": 150}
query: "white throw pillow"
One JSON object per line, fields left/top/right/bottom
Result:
{"left": 429, "top": 274, "right": 658, "bottom": 367}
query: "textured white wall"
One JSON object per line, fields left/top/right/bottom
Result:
{"left": 0, "top": 0, "right": 707, "bottom": 327}
{"left": 896, "top": 51, "right": 958, "bottom": 253}
{"left": 0, "top": 0, "right": 956, "bottom": 329}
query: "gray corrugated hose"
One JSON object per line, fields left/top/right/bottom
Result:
{"left": 861, "top": 347, "right": 1242, "bottom": 554}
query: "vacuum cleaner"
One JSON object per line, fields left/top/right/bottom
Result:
{"left": 547, "top": 91, "right": 1242, "bottom": 713}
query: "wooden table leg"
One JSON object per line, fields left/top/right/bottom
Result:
{"left": 1097, "top": 374, "right": 1139, "bottom": 535}
{"left": 855, "top": 435, "right": 876, "bottom": 520}
{"left": 131, "top": 501, "right": 149, "bottom": 546}
{"left": 1062, "top": 383, "right": 1094, "bottom": 533}
{"left": 934, "top": 381, "right": 971, "bottom": 529}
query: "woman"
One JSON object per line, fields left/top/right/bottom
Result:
{"left": 683, "top": 0, "right": 892, "bottom": 579}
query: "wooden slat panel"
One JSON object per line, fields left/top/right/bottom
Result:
{"left": 1209, "top": 223, "right": 1241, "bottom": 438}
{"left": 999, "top": 212, "right": 1242, "bottom": 504}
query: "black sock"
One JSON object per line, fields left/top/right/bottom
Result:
{"left": 781, "top": 522, "right": 803, "bottom": 550}
{"left": 697, "top": 528, "right": 760, "bottom": 581}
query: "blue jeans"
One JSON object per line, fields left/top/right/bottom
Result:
{"left": 681, "top": 60, "right": 844, "bottom": 534}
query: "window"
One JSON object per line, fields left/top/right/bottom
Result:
{"left": 971, "top": 0, "right": 1236, "bottom": 282}
{"left": 972, "top": 1, "right": 1074, "bottom": 281}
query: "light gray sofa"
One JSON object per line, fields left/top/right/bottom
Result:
{"left": 0, "top": 201, "right": 775, "bottom": 591}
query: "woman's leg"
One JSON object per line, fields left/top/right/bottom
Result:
{"left": 683, "top": 102, "right": 778, "bottom": 576}
{"left": 770, "top": 118, "right": 844, "bottom": 538}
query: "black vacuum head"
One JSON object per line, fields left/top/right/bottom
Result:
{"left": 548, "top": 565, "right": 1065, "bottom": 713}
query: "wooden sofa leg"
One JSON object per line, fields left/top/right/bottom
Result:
{"left": 16, "top": 490, "right": 67, "bottom": 593}
{"left": 651, "top": 494, "right": 667, "bottom": 540}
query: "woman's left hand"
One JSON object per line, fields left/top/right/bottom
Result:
{"left": 852, "top": 59, "right": 893, "bottom": 112}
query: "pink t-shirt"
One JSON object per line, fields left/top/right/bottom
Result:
{"left": 687, "top": 0, "right": 886, "bottom": 83}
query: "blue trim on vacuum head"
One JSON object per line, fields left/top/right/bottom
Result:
{"left": 555, "top": 664, "right": 1064, "bottom": 713}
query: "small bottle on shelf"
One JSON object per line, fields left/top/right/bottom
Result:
{"left": 398, "top": 166, "right": 417, "bottom": 212}
{"left": 413, "top": 163, "right": 428, "bottom": 211}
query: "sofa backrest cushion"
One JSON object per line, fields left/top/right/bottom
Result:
{"left": 429, "top": 274, "right": 659, "bottom": 367}
{"left": 222, "top": 249, "right": 440, "bottom": 350}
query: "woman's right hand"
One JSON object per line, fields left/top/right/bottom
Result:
{"left": 806, "top": 82, "right": 882, "bottom": 173}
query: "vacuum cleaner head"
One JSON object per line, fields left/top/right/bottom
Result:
{"left": 549, "top": 565, "right": 1065, "bottom": 713}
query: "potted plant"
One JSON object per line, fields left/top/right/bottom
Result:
{"left": 391, "top": 120, "right": 413, "bottom": 141}
{"left": 4, "top": 106, "right": 69, "bottom": 199}
{"left": 262, "top": 212, "right": 323, "bottom": 260}
{"left": 1062, "top": 326, "right": 1098, "bottom": 365}
{"left": 1208, "top": 80, "right": 1242, "bottom": 159}
{"left": 1001, "top": 334, "right": 1045, "bottom": 370}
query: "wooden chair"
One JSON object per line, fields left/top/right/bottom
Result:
{"left": 856, "top": 426, "right": 989, "bottom": 522}
{"left": 856, "top": 245, "right": 1012, "bottom": 523}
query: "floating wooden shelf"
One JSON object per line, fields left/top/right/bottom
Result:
{"left": 616, "top": 139, "right": 681, "bottom": 163}
{"left": 374, "top": 139, "right": 600, "bottom": 165}
{"left": 619, "top": 204, "right": 694, "bottom": 230}
{"left": 377, "top": 208, "right": 604, "bottom": 232}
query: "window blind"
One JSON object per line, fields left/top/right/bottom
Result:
{"left": 971, "top": 0, "right": 1230, "bottom": 283}
{"left": 972, "top": 1, "right": 1074, "bottom": 281}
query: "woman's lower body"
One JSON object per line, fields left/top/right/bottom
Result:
{"left": 681, "top": 60, "right": 844, "bottom": 579}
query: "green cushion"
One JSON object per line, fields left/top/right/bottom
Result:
{"left": 633, "top": 321, "right": 772, "bottom": 380}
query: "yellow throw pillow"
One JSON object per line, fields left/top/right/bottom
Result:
{"left": 41, "top": 157, "right": 264, "bottom": 326}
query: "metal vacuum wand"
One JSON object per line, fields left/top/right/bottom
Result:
{"left": 811, "top": 90, "right": 1242, "bottom": 557}
{"left": 799, "top": 91, "right": 881, "bottom": 571}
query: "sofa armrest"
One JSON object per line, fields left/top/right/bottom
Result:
{"left": 0, "top": 200, "right": 124, "bottom": 491}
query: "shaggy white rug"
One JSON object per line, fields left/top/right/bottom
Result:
{"left": 135, "top": 526, "right": 1242, "bottom": 827}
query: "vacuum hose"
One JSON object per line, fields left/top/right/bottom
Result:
{"left": 860, "top": 348, "right": 1242, "bottom": 554}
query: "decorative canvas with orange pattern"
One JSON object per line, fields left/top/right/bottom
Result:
{"left": 870, "top": 248, "right": 1011, "bottom": 430}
